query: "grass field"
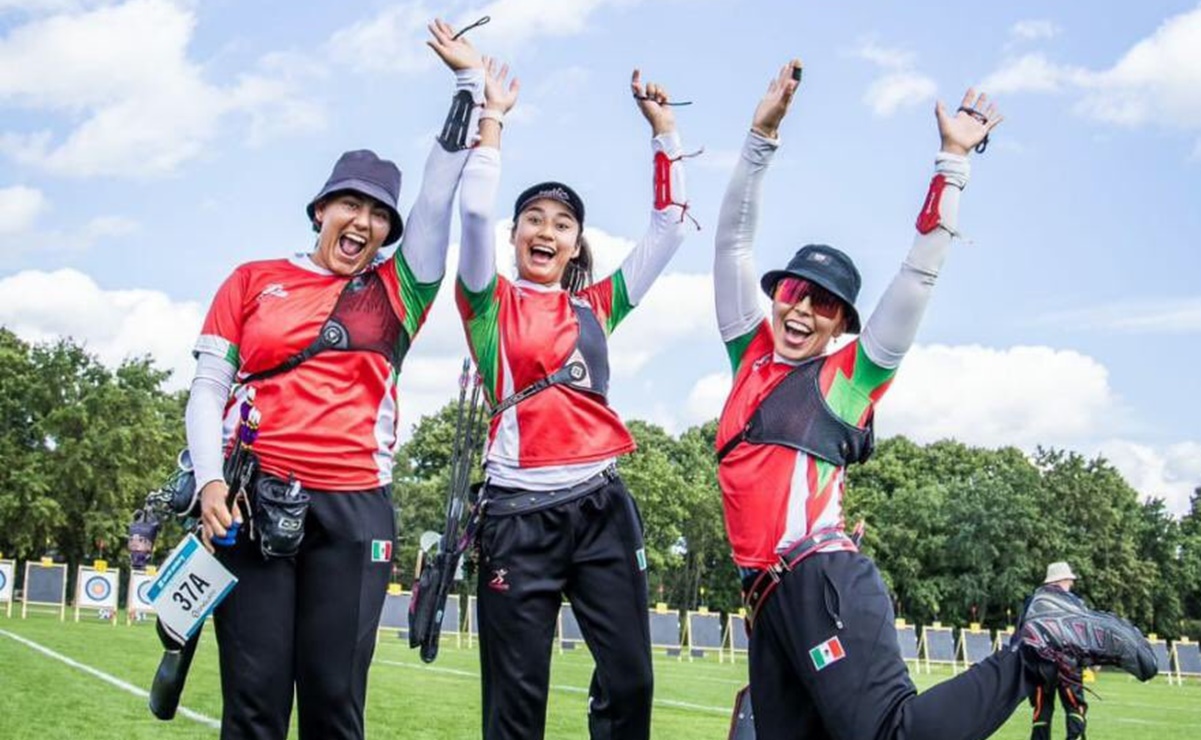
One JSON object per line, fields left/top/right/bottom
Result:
{"left": 1, "top": 611, "right": 1199, "bottom": 739}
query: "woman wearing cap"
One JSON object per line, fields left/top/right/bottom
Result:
{"left": 714, "top": 63, "right": 1154, "bottom": 739}
{"left": 184, "top": 21, "right": 490, "bottom": 739}
{"left": 453, "top": 68, "right": 691, "bottom": 739}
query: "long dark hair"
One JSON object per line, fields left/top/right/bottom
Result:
{"left": 561, "top": 234, "right": 593, "bottom": 293}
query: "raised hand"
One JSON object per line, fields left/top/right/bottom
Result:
{"left": 427, "top": 17, "right": 483, "bottom": 71}
{"left": 631, "top": 69, "right": 676, "bottom": 136}
{"left": 482, "top": 56, "right": 519, "bottom": 114}
{"left": 751, "top": 60, "right": 802, "bottom": 140}
{"left": 936, "top": 89, "right": 1004, "bottom": 156}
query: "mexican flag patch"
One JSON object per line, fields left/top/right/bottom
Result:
{"left": 371, "top": 540, "right": 393, "bottom": 563}
{"left": 809, "top": 636, "right": 846, "bottom": 671}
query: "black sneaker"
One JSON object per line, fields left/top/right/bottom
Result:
{"left": 1019, "top": 588, "right": 1157, "bottom": 681}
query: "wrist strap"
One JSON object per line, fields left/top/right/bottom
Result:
{"left": 479, "top": 108, "right": 505, "bottom": 128}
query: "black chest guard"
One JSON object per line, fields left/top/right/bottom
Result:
{"left": 243, "top": 270, "right": 408, "bottom": 384}
{"left": 490, "top": 298, "right": 610, "bottom": 416}
{"left": 717, "top": 355, "right": 875, "bottom": 467}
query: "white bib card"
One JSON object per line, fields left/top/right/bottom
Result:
{"left": 148, "top": 533, "right": 237, "bottom": 644}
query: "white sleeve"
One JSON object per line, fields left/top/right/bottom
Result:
{"left": 184, "top": 353, "right": 234, "bottom": 493}
{"left": 859, "top": 152, "right": 971, "bottom": 369}
{"left": 457, "top": 146, "right": 502, "bottom": 293}
{"left": 617, "top": 130, "right": 690, "bottom": 306}
{"left": 714, "top": 131, "right": 778, "bottom": 342}
{"left": 399, "top": 68, "right": 485, "bottom": 283}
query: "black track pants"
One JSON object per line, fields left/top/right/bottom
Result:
{"left": 476, "top": 476, "right": 653, "bottom": 740}
{"left": 213, "top": 486, "right": 395, "bottom": 740}
{"left": 1030, "top": 679, "right": 1087, "bottom": 740}
{"left": 750, "top": 550, "right": 1045, "bottom": 740}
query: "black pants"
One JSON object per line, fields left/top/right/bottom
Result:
{"left": 750, "top": 550, "right": 1045, "bottom": 740}
{"left": 213, "top": 486, "right": 395, "bottom": 740}
{"left": 1030, "top": 678, "right": 1087, "bottom": 740}
{"left": 476, "top": 475, "right": 653, "bottom": 740}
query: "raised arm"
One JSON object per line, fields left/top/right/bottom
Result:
{"left": 458, "top": 57, "right": 519, "bottom": 293}
{"left": 398, "top": 19, "right": 485, "bottom": 283}
{"left": 607, "top": 69, "right": 690, "bottom": 308}
{"left": 859, "top": 89, "right": 1003, "bottom": 368}
{"left": 714, "top": 62, "right": 801, "bottom": 344}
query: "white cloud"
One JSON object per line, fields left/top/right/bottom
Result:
{"left": 980, "top": 53, "right": 1090, "bottom": 95}
{"left": 853, "top": 38, "right": 937, "bottom": 117}
{"left": 0, "top": 185, "right": 47, "bottom": 234}
{"left": 876, "top": 343, "right": 1122, "bottom": 448}
{"left": 0, "top": 0, "right": 323, "bottom": 177}
{"left": 683, "top": 371, "right": 731, "bottom": 427}
{"left": 982, "top": 7, "right": 1201, "bottom": 139}
{"left": 863, "top": 72, "right": 938, "bottom": 118}
{"left": 1009, "top": 19, "right": 1060, "bottom": 43}
{"left": 1040, "top": 298, "right": 1201, "bottom": 334}
{"left": 325, "top": 2, "right": 435, "bottom": 75}
{"left": 0, "top": 268, "right": 203, "bottom": 388}
{"left": 1098, "top": 439, "right": 1201, "bottom": 515}
{"left": 326, "top": 0, "right": 629, "bottom": 75}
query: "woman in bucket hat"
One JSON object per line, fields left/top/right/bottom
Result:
{"left": 180, "top": 20, "right": 490, "bottom": 739}
{"left": 713, "top": 62, "right": 1155, "bottom": 740}
{"left": 452, "top": 68, "right": 692, "bottom": 739}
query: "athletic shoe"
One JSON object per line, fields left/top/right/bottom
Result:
{"left": 1019, "top": 587, "right": 1157, "bottom": 681}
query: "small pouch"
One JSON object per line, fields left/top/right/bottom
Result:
{"left": 253, "top": 475, "right": 311, "bottom": 558}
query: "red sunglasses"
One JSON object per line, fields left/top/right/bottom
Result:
{"left": 773, "top": 277, "right": 844, "bottom": 319}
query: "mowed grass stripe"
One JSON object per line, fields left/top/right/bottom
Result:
{"left": 0, "top": 627, "right": 220, "bottom": 729}
{"left": 3, "top": 615, "right": 1201, "bottom": 738}
{"left": 375, "top": 658, "right": 731, "bottom": 714}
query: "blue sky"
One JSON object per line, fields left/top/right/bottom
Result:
{"left": 1, "top": 0, "right": 1198, "bottom": 512}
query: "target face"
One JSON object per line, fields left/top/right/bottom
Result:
{"left": 85, "top": 575, "right": 112, "bottom": 602}
{"left": 136, "top": 580, "right": 153, "bottom": 605}
{"left": 0, "top": 570, "right": 7, "bottom": 591}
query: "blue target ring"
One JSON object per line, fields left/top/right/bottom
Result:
{"left": 136, "top": 580, "right": 153, "bottom": 606}
{"left": 0, "top": 570, "right": 7, "bottom": 592}
{"left": 85, "top": 575, "right": 112, "bottom": 602}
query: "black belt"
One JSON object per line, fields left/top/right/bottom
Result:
{"left": 740, "top": 528, "right": 856, "bottom": 631}
{"left": 483, "top": 465, "right": 617, "bottom": 517}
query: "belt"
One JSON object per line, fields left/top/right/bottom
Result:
{"left": 740, "top": 528, "right": 856, "bottom": 631}
{"left": 483, "top": 465, "right": 617, "bottom": 517}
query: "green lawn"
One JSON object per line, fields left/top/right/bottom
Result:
{"left": 1, "top": 611, "right": 1198, "bottom": 738}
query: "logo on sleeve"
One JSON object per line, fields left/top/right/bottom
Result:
{"left": 257, "top": 283, "right": 289, "bottom": 302}
{"left": 809, "top": 635, "right": 846, "bottom": 671}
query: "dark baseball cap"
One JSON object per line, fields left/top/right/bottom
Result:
{"left": 760, "top": 244, "right": 862, "bottom": 333}
{"left": 306, "top": 149, "right": 404, "bottom": 246}
{"left": 512, "top": 181, "right": 585, "bottom": 227}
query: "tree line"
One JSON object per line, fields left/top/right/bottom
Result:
{"left": 3, "top": 329, "right": 1199, "bottom": 639}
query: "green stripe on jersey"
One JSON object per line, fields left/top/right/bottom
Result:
{"left": 604, "top": 270, "right": 634, "bottom": 334}
{"left": 457, "top": 275, "right": 502, "bottom": 406}
{"left": 394, "top": 252, "right": 442, "bottom": 339}
{"left": 724, "top": 328, "right": 759, "bottom": 373}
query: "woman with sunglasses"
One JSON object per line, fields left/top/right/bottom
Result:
{"left": 713, "top": 62, "right": 1155, "bottom": 739}
{"left": 454, "top": 68, "right": 691, "bottom": 740}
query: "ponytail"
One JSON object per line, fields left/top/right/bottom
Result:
{"left": 561, "top": 234, "right": 593, "bottom": 293}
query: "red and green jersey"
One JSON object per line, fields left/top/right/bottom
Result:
{"left": 716, "top": 321, "right": 896, "bottom": 568}
{"left": 195, "top": 254, "right": 439, "bottom": 490}
{"left": 456, "top": 273, "right": 636, "bottom": 469}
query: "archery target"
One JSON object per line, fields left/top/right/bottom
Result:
{"left": 76, "top": 567, "right": 119, "bottom": 609}
{"left": 0, "top": 561, "right": 11, "bottom": 602}
{"left": 128, "top": 571, "right": 158, "bottom": 617}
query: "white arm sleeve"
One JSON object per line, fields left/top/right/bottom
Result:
{"left": 714, "top": 131, "right": 779, "bottom": 342}
{"left": 400, "top": 68, "right": 485, "bottom": 283}
{"left": 458, "top": 146, "right": 502, "bottom": 293}
{"left": 618, "top": 131, "right": 690, "bottom": 305}
{"left": 859, "top": 152, "right": 971, "bottom": 369}
{"left": 184, "top": 353, "right": 234, "bottom": 492}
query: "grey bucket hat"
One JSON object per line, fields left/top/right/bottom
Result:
{"left": 306, "top": 149, "right": 404, "bottom": 246}
{"left": 760, "top": 244, "right": 862, "bottom": 333}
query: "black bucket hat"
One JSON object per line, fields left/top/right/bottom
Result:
{"left": 306, "top": 150, "right": 404, "bottom": 246}
{"left": 760, "top": 244, "right": 862, "bottom": 333}
{"left": 513, "top": 181, "right": 585, "bottom": 227}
